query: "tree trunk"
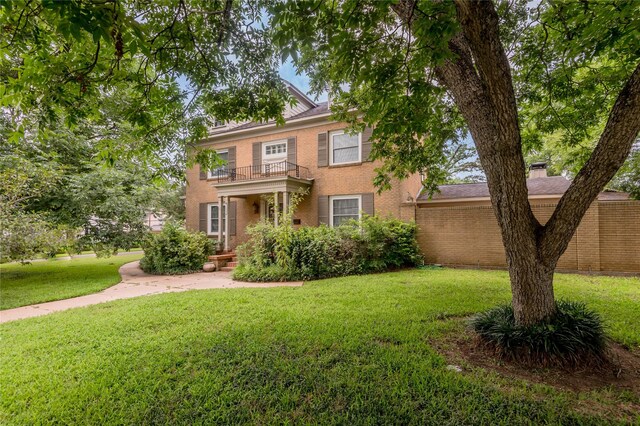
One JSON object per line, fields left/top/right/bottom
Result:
{"left": 507, "top": 250, "right": 556, "bottom": 325}
{"left": 392, "top": 0, "right": 640, "bottom": 327}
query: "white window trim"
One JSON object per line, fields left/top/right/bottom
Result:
{"left": 207, "top": 203, "right": 225, "bottom": 236}
{"left": 329, "top": 195, "right": 362, "bottom": 227}
{"left": 262, "top": 139, "right": 288, "bottom": 163}
{"left": 329, "top": 130, "right": 361, "bottom": 166}
{"left": 208, "top": 149, "right": 229, "bottom": 179}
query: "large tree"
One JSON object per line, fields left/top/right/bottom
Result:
{"left": 271, "top": 0, "right": 640, "bottom": 325}
{"left": 1, "top": 0, "right": 293, "bottom": 173}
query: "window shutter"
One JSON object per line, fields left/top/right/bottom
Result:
{"left": 229, "top": 201, "right": 237, "bottom": 236}
{"left": 199, "top": 165, "right": 207, "bottom": 180}
{"left": 318, "top": 195, "right": 329, "bottom": 225}
{"left": 253, "top": 142, "right": 261, "bottom": 169}
{"left": 199, "top": 203, "right": 208, "bottom": 232}
{"left": 227, "top": 146, "right": 236, "bottom": 170}
{"left": 287, "top": 137, "right": 297, "bottom": 169}
{"left": 361, "top": 193, "right": 374, "bottom": 216}
{"left": 317, "top": 132, "right": 328, "bottom": 167}
{"left": 361, "top": 127, "right": 373, "bottom": 162}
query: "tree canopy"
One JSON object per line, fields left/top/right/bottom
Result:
{"left": 270, "top": 0, "right": 640, "bottom": 326}
{"left": 1, "top": 0, "right": 293, "bottom": 173}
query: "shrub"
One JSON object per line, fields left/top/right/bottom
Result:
{"left": 233, "top": 214, "right": 423, "bottom": 282}
{"left": 470, "top": 300, "right": 607, "bottom": 366}
{"left": 140, "top": 223, "right": 214, "bottom": 275}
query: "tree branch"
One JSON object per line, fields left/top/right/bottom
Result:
{"left": 541, "top": 62, "right": 640, "bottom": 261}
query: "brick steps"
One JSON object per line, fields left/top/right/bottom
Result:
{"left": 207, "top": 252, "right": 237, "bottom": 271}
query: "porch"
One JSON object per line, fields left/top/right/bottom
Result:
{"left": 211, "top": 161, "right": 313, "bottom": 251}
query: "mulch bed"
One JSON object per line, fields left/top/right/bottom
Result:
{"left": 442, "top": 334, "right": 640, "bottom": 393}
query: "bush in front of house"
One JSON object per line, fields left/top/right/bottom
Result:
{"left": 469, "top": 300, "right": 608, "bottom": 366}
{"left": 140, "top": 222, "right": 214, "bottom": 275}
{"left": 233, "top": 215, "right": 423, "bottom": 282}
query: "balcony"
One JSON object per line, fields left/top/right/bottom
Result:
{"left": 210, "top": 161, "right": 311, "bottom": 183}
{"left": 210, "top": 161, "right": 313, "bottom": 197}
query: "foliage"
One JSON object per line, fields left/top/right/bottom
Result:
{"left": 470, "top": 301, "right": 607, "bottom": 366}
{"left": 612, "top": 144, "right": 640, "bottom": 199}
{"left": 0, "top": 154, "right": 75, "bottom": 262}
{"left": 140, "top": 222, "right": 213, "bottom": 275}
{"left": 1, "top": 269, "right": 638, "bottom": 423}
{"left": 0, "top": 254, "right": 142, "bottom": 310}
{"left": 0, "top": 113, "right": 189, "bottom": 258}
{"left": 0, "top": 0, "right": 292, "bottom": 174}
{"left": 234, "top": 213, "right": 423, "bottom": 282}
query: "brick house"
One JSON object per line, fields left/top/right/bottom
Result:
{"left": 185, "top": 82, "right": 421, "bottom": 251}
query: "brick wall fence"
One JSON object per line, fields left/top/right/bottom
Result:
{"left": 415, "top": 201, "right": 640, "bottom": 274}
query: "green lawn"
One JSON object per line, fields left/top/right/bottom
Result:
{"left": 1, "top": 269, "right": 638, "bottom": 424}
{"left": 0, "top": 254, "right": 143, "bottom": 310}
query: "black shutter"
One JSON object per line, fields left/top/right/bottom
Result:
{"left": 199, "top": 203, "right": 208, "bottom": 232}
{"left": 199, "top": 165, "right": 207, "bottom": 180}
{"left": 318, "top": 195, "right": 329, "bottom": 225}
{"left": 317, "top": 132, "right": 328, "bottom": 167}
{"left": 361, "top": 127, "right": 373, "bottom": 162}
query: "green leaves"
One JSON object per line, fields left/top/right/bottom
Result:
{"left": 1, "top": 0, "right": 291, "bottom": 175}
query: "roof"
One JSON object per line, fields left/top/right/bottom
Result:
{"left": 208, "top": 101, "right": 330, "bottom": 136}
{"left": 418, "top": 176, "right": 630, "bottom": 202}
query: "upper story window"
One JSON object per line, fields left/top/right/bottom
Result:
{"left": 213, "top": 119, "right": 225, "bottom": 128}
{"left": 263, "top": 140, "right": 287, "bottom": 163}
{"left": 329, "top": 130, "right": 361, "bottom": 165}
{"left": 208, "top": 149, "right": 228, "bottom": 179}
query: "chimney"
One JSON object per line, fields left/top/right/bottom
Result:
{"left": 529, "top": 162, "right": 548, "bottom": 179}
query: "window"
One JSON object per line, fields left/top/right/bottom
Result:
{"left": 329, "top": 130, "right": 360, "bottom": 165}
{"left": 213, "top": 119, "right": 225, "bottom": 128}
{"left": 208, "top": 203, "right": 226, "bottom": 235}
{"left": 330, "top": 195, "right": 361, "bottom": 227}
{"left": 263, "top": 140, "right": 287, "bottom": 161}
{"left": 208, "top": 149, "right": 228, "bottom": 179}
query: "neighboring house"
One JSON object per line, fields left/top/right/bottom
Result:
{"left": 414, "top": 162, "right": 640, "bottom": 274}
{"left": 144, "top": 212, "right": 166, "bottom": 233}
{"left": 185, "top": 82, "right": 421, "bottom": 251}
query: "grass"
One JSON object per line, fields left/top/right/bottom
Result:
{"left": 0, "top": 268, "right": 638, "bottom": 424}
{"left": 0, "top": 254, "right": 143, "bottom": 310}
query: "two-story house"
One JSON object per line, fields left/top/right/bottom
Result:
{"left": 185, "top": 82, "right": 422, "bottom": 252}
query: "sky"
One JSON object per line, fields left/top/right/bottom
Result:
{"left": 278, "top": 60, "right": 328, "bottom": 102}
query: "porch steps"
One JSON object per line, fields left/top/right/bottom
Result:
{"left": 208, "top": 252, "right": 237, "bottom": 272}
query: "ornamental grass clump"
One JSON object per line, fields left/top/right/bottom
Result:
{"left": 470, "top": 300, "right": 608, "bottom": 367}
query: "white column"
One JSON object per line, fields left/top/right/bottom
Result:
{"left": 273, "top": 191, "right": 279, "bottom": 227}
{"left": 224, "top": 196, "right": 230, "bottom": 252}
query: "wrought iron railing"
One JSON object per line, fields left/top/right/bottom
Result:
{"left": 211, "top": 161, "right": 312, "bottom": 183}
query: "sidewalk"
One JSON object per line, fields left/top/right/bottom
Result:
{"left": 0, "top": 261, "right": 302, "bottom": 323}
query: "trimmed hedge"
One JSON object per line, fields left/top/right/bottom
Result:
{"left": 233, "top": 215, "right": 423, "bottom": 282}
{"left": 140, "top": 223, "right": 214, "bottom": 275}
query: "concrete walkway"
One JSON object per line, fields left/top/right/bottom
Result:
{"left": 0, "top": 261, "right": 302, "bottom": 323}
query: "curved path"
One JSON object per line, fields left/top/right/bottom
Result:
{"left": 0, "top": 261, "right": 302, "bottom": 323}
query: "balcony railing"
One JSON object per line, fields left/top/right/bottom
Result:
{"left": 211, "top": 161, "right": 312, "bottom": 183}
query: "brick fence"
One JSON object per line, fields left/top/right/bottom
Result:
{"left": 415, "top": 201, "right": 640, "bottom": 274}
